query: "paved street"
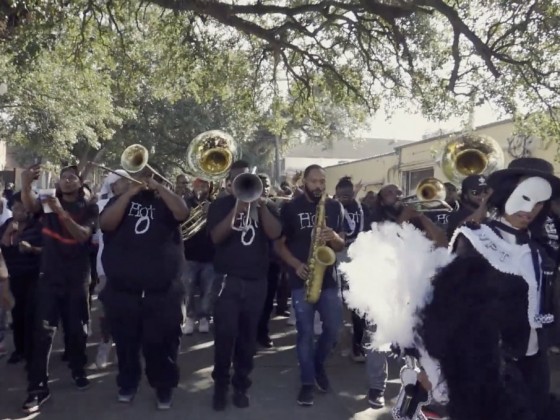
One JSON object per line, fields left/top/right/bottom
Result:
{"left": 2, "top": 302, "right": 560, "bottom": 420}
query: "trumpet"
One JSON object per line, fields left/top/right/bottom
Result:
{"left": 231, "top": 170, "right": 263, "bottom": 229}
{"left": 402, "top": 178, "right": 453, "bottom": 212}
{"left": 121, "top": 144, "right": 174, "bottom": 187}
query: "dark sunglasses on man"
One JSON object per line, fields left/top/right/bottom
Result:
{"left": 469, "top": 188, "right": 488, "bottom": 196}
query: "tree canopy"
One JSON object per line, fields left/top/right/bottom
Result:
{"left": 1, "top": 0, "right": 559, "bottom": 175}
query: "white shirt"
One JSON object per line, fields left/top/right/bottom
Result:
{"left": 497, "top": 218, "right": 539, "bottom": 356}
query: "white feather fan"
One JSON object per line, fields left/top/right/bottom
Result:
{"left": 340, "top": 222, "right": 455, "bottom": 351}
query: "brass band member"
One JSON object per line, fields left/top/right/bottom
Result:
{"left": 274, "top": 164, "right": 345, "bottom": 407}
{"left": 100, "top": 168, "right": 189, "bottom": 410}
{"left": 207, "top": 160, "right": 281, "bottom": 411}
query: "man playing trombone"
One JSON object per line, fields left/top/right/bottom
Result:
{"left": 207, "top": 160, "right": 282, "bottom": 411}
{"left": 99, "top": 166, "right": 189, "bottom": 410}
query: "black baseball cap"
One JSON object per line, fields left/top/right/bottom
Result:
{"left": 461, "top": 175, "right": 488, "bottom": 192}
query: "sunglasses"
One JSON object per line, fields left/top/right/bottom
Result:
{"left": 469, "top": 188, "right": 488, "bottom": 196}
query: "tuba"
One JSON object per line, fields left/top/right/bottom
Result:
{"left": 440, "top": 134, "right": 504, "bottom": 184}
{"left": 305, "top": 193, "right": 337, "bottom": 304}
{"left": 181, "top": 130, "right": 238, "bottom": 241}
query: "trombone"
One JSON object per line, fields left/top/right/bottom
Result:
{"left": 121, "top": 144, "right": 174, "bottom": 187}
{"left": 403, "top": 177, "right": 453, "bottom": 212}
{"left": 87, "top": 162, "right": 144, "bottom": 185}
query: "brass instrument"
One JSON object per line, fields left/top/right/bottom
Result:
{"left": 231, "top": 170, "right": 263, "bottom": 229}
{"left": 121, "top": 144, "right": 174, "bottom": 186}
{"left": 440, "top": 134, "right": 504, "bottom": 184}
{"left": 403, "top": 178, "right": 453, "bottom": 212}
{"left": 186, "top": 130, "right": 237, "bottom": 181}
{"left": 305, "top": 193, "right": 336, "bottom": 304}
{"left": 87, "top": 162, "right": 143, "bottom": 185}
{"left": 181, "top": 130, "right": 238, "bottom": 241}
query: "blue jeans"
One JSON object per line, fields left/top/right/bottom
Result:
{"left": 292, "top": 287, "right": 343, "bottom": 385}
{"left": 185, "top": 261, "right": 216, "bottom": 320}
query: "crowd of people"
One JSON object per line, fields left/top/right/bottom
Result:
{"left": 0, "top": 156, "right": 559, "bottom": 420}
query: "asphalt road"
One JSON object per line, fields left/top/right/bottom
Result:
{"left": 1, "top": 302, "right": 559, "bottom": 420}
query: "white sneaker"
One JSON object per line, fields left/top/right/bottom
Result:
{"left": 96, "top": 341, "right": 112, "bottom": 368}
{"left": 198, "top": 318, "right": 210, "bottom": 333}
{"left": 182, "top": 318, "right": 195, "bottom": 335}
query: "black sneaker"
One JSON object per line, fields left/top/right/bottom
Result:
{"left": 212, "top": 387, "right": 227, "bottom": 411}
{"left": 367, "top": 388, "right": 385, "bottom": 409}
{"left": 22, "top": 390, "right": 51, "bottom": 413}
{"left": 117, "top": 387, "right": 137, "bottom": 403}
{"left": 257, "top": 336, "right": 274, "bottom": 348}
{"left": 315, "top": 368, "right": 330, "bottom": 393}
{"left": 232, "top": 390, "right": 249, "bottom": 408}
{"left": 73, "top": 375, "right": 91, "bottom": 390}
{"left": 351, "top": 344, "right": 366, "bottom": 363}
{"left": 297, "top": 385, "right": 314, "bottom": 406}
{"left": 156, "top": 388, "right": 173, "bottom": 410}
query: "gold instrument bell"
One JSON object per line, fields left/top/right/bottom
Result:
{"left": 181, "top": 130, "right": 238, "bottom": 241}
{"left": 440, "top": 134, "right": 504, "bottom": 184}
{"left": 120, "top": 144, "right": 174, "bottom": 186}
{"left": 186, "top": 130, "right": 237, "bottom": 182}
{"left": 404, "top": 177, "right": 452, "bottom": 212}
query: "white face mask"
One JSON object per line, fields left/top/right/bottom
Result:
{"left": 505, "top": 176, "right": 551, "bottom": 215}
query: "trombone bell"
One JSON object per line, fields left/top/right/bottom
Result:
{"left": 121, "top": 144, "right": 149, "bottom": 173}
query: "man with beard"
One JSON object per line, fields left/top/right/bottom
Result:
{"left": 208, "top": 160, "right": 282, "bottom": 411}
{"left": 446, "top": 175, "right": 489, "bottom": 239}
{"left": 20, "top": 165, "right": 99, "bottom": 414}
{"left": 274, "top": 164, "right": 346, "bottom": 407}
{"left": 100, "top": 168, "right": 189, "bottom": 410}
{"left": 183, "top": 178, "right": 215, "bottom": 335}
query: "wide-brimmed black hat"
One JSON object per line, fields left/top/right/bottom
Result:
{"left": 487, "top": 157, "right": 560, "bottom": 196}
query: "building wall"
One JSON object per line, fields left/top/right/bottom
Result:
{"left": 325, "top": 120, "right": 560, "bottom": 197}
{"left": 282, "top": 156, "right": 358, "bottom": 177}
{"left": 325, "top": 153, "right": 399, "bottom": 196}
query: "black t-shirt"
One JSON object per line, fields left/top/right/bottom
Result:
{"left": 0, "top": 217, "right": 43, "bottom": 278}
{"left": 207, "top": 195, "right": 278, "bottom": 280}
{"left": 183, "top": 197, "right": 214, "bottom": 263}
{"left": 425, "top": 207, "right": 451, "bottom": 232}
{"left": 447, "top": 203, "right": 476, "bottom": 240}
{"left": 102, "top": 191, "right": 184, "bottom": 293}
{"left": 342, "top": 200, "right": 369, "bottom": 246}
{"left": 41, "top": 197, "right": 98, "bottom": 277}
{"left": 281, "top": 195, "right": 344, "bottom": 289}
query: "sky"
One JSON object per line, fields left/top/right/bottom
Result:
{"left": 360, "top": 103, "right": 508, "bottom": 141}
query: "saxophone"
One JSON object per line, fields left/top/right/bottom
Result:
{"left": 305, "top": 193, "right": 337, "bottom": 304}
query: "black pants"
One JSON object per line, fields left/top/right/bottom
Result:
{"left": 9, "top": 273, "right": 38, "bottom": 362}
{"left": 28, "top": 281, "right": 90, "bottom": 392}
{"left": 351, "top": 311, "right": 366, "bottom": 347}
{"left": 275, "top": 268, "right": 290, "bottom": 313}
{"left": 212, "top": 275, "right": 267, "bottom": 392}
{"left": 509, "top": 351, "right": 553, "bottom": 420}
{"left": 257, "top": 263, "right": 280, "bottom": 340}
{"left": 102, "top": 283, "right": 183, "bottom": 391}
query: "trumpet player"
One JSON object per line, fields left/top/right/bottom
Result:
{"left": 99, "top": 167, "right": 189, "bottom": 410}
{"left": 274, "top": 164, "right": 345, "bottom": 407}
{"left": 207, "top": 160, "right": 281, "bottom": 411}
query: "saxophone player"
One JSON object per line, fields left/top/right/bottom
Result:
{"left": 274, "top": 164, "right": 345, "bottom": 407}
